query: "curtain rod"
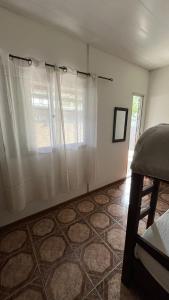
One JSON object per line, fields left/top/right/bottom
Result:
{"left": 9, "top": 54, "right": 113, "bottom": 82}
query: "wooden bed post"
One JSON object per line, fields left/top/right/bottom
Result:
{"left": 147, "top": 178, "right": 160, "bottom": 228}
{"left": 122, "top": 172, "right": 144, "bottom": 286}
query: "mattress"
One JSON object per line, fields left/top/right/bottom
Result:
{"left": 135, "top": 209, "right": 169, "bottom": 293}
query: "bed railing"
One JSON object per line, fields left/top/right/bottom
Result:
{"left": 135, "top": 234, "right": 169, "bottom": 272}
{"left": 122, "top": 173, "right": 160, "bottom": 286}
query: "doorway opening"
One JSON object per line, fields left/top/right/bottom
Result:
{"left": 127, "top": 94, "right": 144, "bottom": 175}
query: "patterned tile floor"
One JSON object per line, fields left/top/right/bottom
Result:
{"left": 0, "top": 177, "right": 169, "bottom": 300}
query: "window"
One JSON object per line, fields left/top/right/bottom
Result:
{"left": 31, "top": 73, "right": 86, "bottom": 150}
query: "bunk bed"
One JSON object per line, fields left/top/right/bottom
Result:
{"left": 122, "top": 124, "right": 169, "bottom": 299}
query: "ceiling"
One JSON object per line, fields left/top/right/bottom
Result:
{"left": 0, "top": 0, "right": 169, "bottom": 70}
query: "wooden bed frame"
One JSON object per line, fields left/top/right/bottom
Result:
{"left": 122, "top": 173, "right": 169, "bottom": 299}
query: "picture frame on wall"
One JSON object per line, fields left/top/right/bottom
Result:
{"left": 112, "top": 107, "right": 128, "bottom": 143}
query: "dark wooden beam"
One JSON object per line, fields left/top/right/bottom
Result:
{"left": 139, "top": 207, "right": 151, "bottom": 220}
{"left": 141, "top": 185, "right": 154, "bottom": 197}
{"left": 122, "top": 172, "right": 144, "bottom": 286}
{"left": 147, "top": 179, "right": 160, "bottom": 228}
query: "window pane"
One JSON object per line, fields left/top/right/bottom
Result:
{"left": 32, "top": 84, "right": 51, "bottom": 148}
{"left": 61, "top": 74, "right": 86, "bottom": 144}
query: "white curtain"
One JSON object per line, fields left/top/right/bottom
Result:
{"left": 0, "top": 51, "right": 97, "bottom": 212}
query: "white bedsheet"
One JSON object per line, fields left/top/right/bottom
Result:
{"left": 135, "top": 209, "right": 169, "bottom": 293}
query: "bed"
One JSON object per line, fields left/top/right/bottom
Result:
{"left": 135, "top": 209, "right": 169, "bottom": 293}
{"left": 122, "top": 124, "right": 169, "bottom": 299}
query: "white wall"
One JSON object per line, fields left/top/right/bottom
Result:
{"left": 145, "top": 66, "right": 169, "bottom": 129}
{"left": 0, "top": 7, "right": 149, "bottom": 225}
{"left": 89, "top": 47, "right": 149, "bottom": 189}
{"left": 0, "top": 8, "right": 87, "bottom": 71}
